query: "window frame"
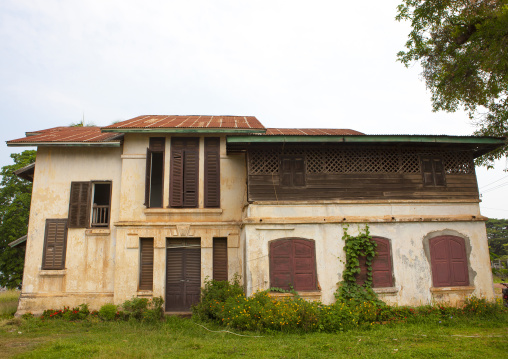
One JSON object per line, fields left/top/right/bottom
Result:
{"left": 169, "top": 137, "right": 199, "bottom": 208}
{"left": 145, "top": 137, "right": 165, "bottom": 208}
{"left": 90, "top": 181, "right": 112, "bottom": 228}
{"left": 139, "top": 237, "right": 154, "bottom": 291}
{"left": 420, "top": 156, "right": 446, "bottom": 187}
{"left": 429, "top": 235, "right": 470, "bottom": 287}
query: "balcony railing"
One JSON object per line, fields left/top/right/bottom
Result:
{"left": 91, "top": 205, "right": 110, "bottom": 227}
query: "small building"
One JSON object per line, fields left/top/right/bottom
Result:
{"left": 7, "top": 116, "right": 506, "bottom": 314}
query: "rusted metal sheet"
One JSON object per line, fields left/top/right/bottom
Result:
{"left": 265, "top": 128, "right": 365, "bottom": 136}
{"left": 8, "top": 126, "right": 122, "bottom": 144}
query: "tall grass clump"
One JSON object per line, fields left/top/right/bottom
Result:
{"left": 0, "top": 289, "right": 20, "bottom": 318}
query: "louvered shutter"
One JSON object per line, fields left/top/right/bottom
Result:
{"left": 68, "top": 182, "right": 91, "bottom": 228}
{"left": 42, "top": 219, "right": 68, "bottom": 270}
{"left": 139, "top": 238, "right": 154, "bottom": 290}
{"left": 213, "top": 238, "right": 228, "bottom": 281}
{"left": 170, "top": 149, "right": 184, "bottom": 207}
{"left": 183, "top": 139, "right": 199, "bottom": 208}
{"left": 205, "top": 138, "right": 221, "bottom": 208}
{"left": 145, "top": 148, "right": 152, "bottom": 207}
{"left": 149, "top": 137, "right": 165, "bottom": 152}
{"left": 270, "top": 238, "right": 317, "bottom": 291}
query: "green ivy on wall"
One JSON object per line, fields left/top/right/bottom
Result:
{"left": 335, "top": 225, "right": 383, "bottom": 304}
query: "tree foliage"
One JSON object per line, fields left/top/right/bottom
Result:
{"left": 486, "top": 218, "right": 508, "bottom": 259}
{"left": 0, "top": 150, "right": 36, "bottom": 288}
{"left": 396, "top": 1, "right": 508, "bottom": 167}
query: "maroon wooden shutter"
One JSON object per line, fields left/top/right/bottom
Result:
{"left": 430, "top": 236, "right": 469, "bottom": 287}
{"left": 68, "top": 182, "right": 91, "bottom": 228}
{"left": 356, "top": 237, "right": 393, "bottom": 288}
{"left": 371, "top": 237, "right": 393, "bottom": 287}
{"left": 183, "top": 140, "right": 199, "bottom": 208}
{"left": 270, "top": 238, "right": 316, "bottom": 291}
{"left": 205, "top": 138, "right": 221, "bottom": 208}
{"left": 213, "top": 238, "right": 228, "bottom": 281}
{"left": 145, "top": 148, "right": 152, "bottom": 207}
{"left": 42, "top": 219, "right": 68, "bottom": 270}
{"left": 139, "top": 238, "right": 154, "bottom": 290}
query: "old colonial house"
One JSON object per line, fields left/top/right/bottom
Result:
{"left": 7, "top": 115, "right": 506, "bottom": 314}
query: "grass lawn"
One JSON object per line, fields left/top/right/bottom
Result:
{"left": 1, "top": 290, "right": 507, "bottom": 358}
{"left": 0, "top": 290, "right": 19, "bottom": 319}
{"left": 0, "top": 313, "right": 506, "bottom": 358}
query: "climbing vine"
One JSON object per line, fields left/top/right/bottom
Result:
{"left": 335, "top": 225, "right": 382, "bottom": 304}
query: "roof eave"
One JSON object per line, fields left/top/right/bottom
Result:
{"left": 6, "top": 141, "right": 122, "bottom": 147}
{"left": 101, "top": 128, "right": 266, "bottom": 134}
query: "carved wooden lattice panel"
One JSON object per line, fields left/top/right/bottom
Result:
{"left": 248, "top": 147, "right": 474, "bottom": 175}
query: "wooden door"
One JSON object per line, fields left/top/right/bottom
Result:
{"left": 166, "top": 238, "right": 201, "bottom": 311}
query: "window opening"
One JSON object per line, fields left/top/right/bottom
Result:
{"left": 91, "top": 182, "right": 111, "bottom": 227}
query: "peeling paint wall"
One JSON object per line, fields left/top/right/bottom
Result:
{"left": 244, "top": 202, "right": 494, "bottom": 306}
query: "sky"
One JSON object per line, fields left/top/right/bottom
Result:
{"left": 0, "top": 0, "right": 507, "bottom": 218}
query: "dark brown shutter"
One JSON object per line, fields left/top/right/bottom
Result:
{"left": 213, "top": 238, "right": 228, "bottom": 281}
{"left": 421, "top": 158, "right": 434, "bottom": 185}
{"left": 183, "top": 145, "right": 199, "bottom": 208}
{"left": 145, "top": 148, "right": 152, "bottom": 207}
{"left": 430, "top": 235, "right": 469, "bottom": 287}
{"left": 270, "top": 238, "right": 316, "bottom": 291}
{"left": 68, "top": 182, "right": 91, "bottom": 228}
{"left": 139, "top": 238, "right": 154, "bottom": 290}
{"left": 170, "top": 149, "right": 184, "bottom": 207}
{"left": 149, "top": 137, "right": 165, "bottom": 152}
{"left": 205, "top": 138, "right": 220, "bottom": 208}
{"left": 293, "top": 157, "right": 306, "bottom": 186}
{"left": 280, "top": 157, "right": 292, "bottom": 187}
{"left": 42, "top": 219, "right": 68, "bottom": 270}
{"left": 433, "top": 158, "right": 446, "bottom": 186}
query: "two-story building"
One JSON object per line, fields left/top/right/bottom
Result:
{"left": 7, "top": 115, "right": 506, "bottom": 314}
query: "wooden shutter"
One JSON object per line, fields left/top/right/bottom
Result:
{"left": 183, "top": 143, "right": 199, "bottom": 208}
{"left": 421, "top": 158, "right": 434, "bottom": 185}
{"left": 280, "top": 156, "right": 306, "bottom": 187}
{"left": 430, "top": 235, "right": 469, "bottom": 287}
{"left": 421, "top": 156, "right": 446, "bottom": 186}
{"left": 433, "top": 158, "right": 446, "bottom": 186}
{"left": 68, "top": 182, "right": 91, "bottom": 228}
{"left": 170, "top": 138, "right": 199, "bottom": 208}
{"left": 270, "top": 238, "right": 316, "bottom": 291}
{"left": 205, "top": 138, "right": 221, "bottom": 208}
{"left": 42, "top": 219, "right": 68, "bottom": 270}
{"left": 170, "top": 148, "right": 184, "bottom": 207}
{"left": 149, "top": 137, "right": 165, "bottom": 152}
{"left": 356, "top": 237, "right": 393, "bottom": 288}
{"left": 213, "top": 238, "right": 228, "bottom": 281}
{"left": 145, "top": 148, "right": 152, "bottom": 207}
{"left": 139, "top": 238, "right": 154, "bottom": 290}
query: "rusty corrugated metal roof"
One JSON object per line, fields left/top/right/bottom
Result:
{"left": 7, "top": 126, "right": 123, "bottom": 144}
{"left": 265, "top": 128, "right": 365, "bottom": 136}
{"left": 103, "top": 115, "right": 265, "bottom": 130}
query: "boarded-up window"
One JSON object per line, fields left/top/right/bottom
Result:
{"left": 213, "top": 238, "right": 228, "bottom": 281}
{"left": 270, "top": 238, "right": 316, "bottom": 291}
{"left": 139, "top": 238, "right": 154, "bottom": 290}
{"left": 204, "top": 138, "right": 220, "bottom": 208}
{"left": 430, "top": 235, "right": 469, "bottom": 287}
{"left": 42, "top": 219, "right": 68, "bottom": 270}
{"left": 421, "top": 156, "right": 446, "bottom": 186}
{"left": 170, "top": 137, "right": 199, "bottom": 208}
{"left": 145, "top": 137, "right": 165, "bottom": 208}
{"left": 280, "top": 155, "right": 306, "bottom": 187}
{"left": 356, "top": 237, "right": 394, "bottom": 288}
{"left": 68, "top": 182, "right": 91, "bottom": 228}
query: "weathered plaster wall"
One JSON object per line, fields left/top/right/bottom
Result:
{"left": 244, "top": 202, "right": 494, "bottom": 306}
{"left": 18, "top": 146, "right": 122, "bottom": 314}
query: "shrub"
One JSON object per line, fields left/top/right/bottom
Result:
{"left": 98, "top": 304, "right": 118, "bottom": 321}
{"left": 192, "top": 276, "right": 244, "bottom": 321}
{"left": 120, "top": 296, "right": 164, "bottom": 323}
